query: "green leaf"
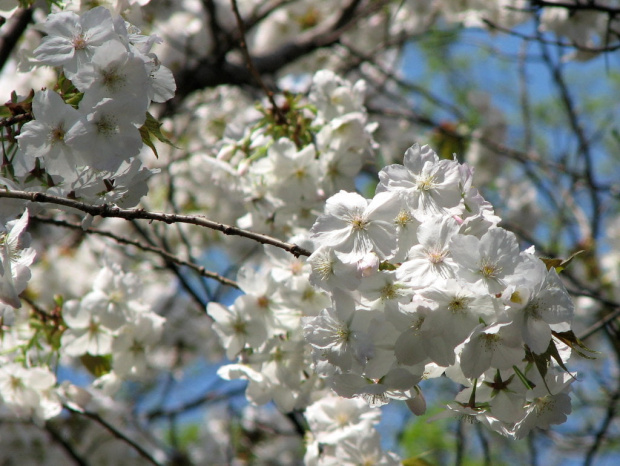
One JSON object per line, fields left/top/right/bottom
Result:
{"left": 540, "top": 250, "right": 584, "bottom": 273}
{"left": 139, "top": 112, "right": 178, "bottom": 158}
{"left": 139, "top": 124, "right": 159, "bottom": 158}
{"left": 0, "top": 105, "right": 11, "bottom": 118}
{"left": 524, "top": 345, "right": 552, "bottom": 392}
{"left": 80, "top": 354, "right": 112, "bottom": 377}
{"left": 513, "top": 364, "right": 536, "bottom": 390}
{"left": 402, "top": 458, "right": 435, "bottom": 466}
{"left": 552, "top": 330, "right": 598, "bottom": 359}
{"left": 379, "top": 261, "right": 397, "bottom": 271}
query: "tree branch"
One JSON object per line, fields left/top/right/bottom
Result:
{"left": 171, "top": 0, "right": 391, "bottom": 105}
{"left": 45, "top": 421, "right": 89, "bottom": 466}
{"left": 0, "top": 190, "right": 312, "bottom": 257}
{"left": 0, "top": 8, "right": 33, "bottom": 73}
{"left": 531, "top": 0, "right": 620, "bottom": 16}
{"left": 65, "top": 405, "right": 165, "bottom": 466}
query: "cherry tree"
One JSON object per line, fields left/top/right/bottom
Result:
{"left": 0, "top": 0, "right": 618, "bottom": 464}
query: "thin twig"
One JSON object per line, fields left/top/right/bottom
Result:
{"left": 455, "top": 418, "right": 465, "bottom": 466}
{"left": 583, "top": 382, "right": 620, "bottom": 465}
{"left": 65, "top": 405, "right": 165, "bottom": 466}
{"left": 482, "top": 18, "right": 620, "bottom": 54}
{"left": 537, "top": 22, "right": 601, "bottom": 241}
{"left": 127, "top": 218, "right": 210, "bottom": 310}
{"left": 0, "top": 190, "right": 312, "bottom": 257}
{"left": 474, "top": 422, "right": 491, "bottom": 466}
{"left": 45, "top": 421, "right": 89, "bottom": 466}
{"left": 164, "top": 172, "right": 215, "bottom": 300}
{"left": 579, "top": 307, "right": 620, "bottom": 341}
{"left": 33, "top": 215, "right": 239, "bottom": 289}
{"left": 341, "top": 40, "right": 466, "bottom": 120}
{"left": 230, "top": 0, "right": 287, "bottom": 124}
{"left": 518, "top": 41, "right": 533, "bottom": 151}
{"left": 146, "top": 386, "right": 245, "bottom": 420}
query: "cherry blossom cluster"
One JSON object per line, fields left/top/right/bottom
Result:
{"left": 0, "top": 249, "right": 164, "bottom": 420}
{"left": 207, "top": 245, "right": 404, "bottom": 461}
{"left": 207, "top": 70, "right": 375, "bottom": 237}
{"left": 0, "top": 213, "right": 62, "bottom": 422}
{"left": 304, "top": 394, "right": 400, "bottom": 465}
{"left": 302, "top": 143, "right": 576, "bottom": 439}
{"left": 210, "top": 240, "right": 327, "bottom": 413}
{"left": 210, "top": 144, "right": 577, "bottom": 449}
{"left": 3, "top": 6, "right": 174, "bottom": 212}
{"left": 0, "top": 210, "right": 34, "bottom": 310}
{"left": 61, "top": 261, "right": 166, "bottom": 380}
{"left": 0, "top": 1, "right": 598, "bottom": 463}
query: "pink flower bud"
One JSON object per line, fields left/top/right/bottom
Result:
{"left": 357, "top": 252, "right": 380, "bottom": 277}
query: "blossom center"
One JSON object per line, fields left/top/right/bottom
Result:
{"left": 302, "top": 287, "right": 316, "bottom": 301}
{"left": 290, "top": 260, "right": 303, "bottom": 275}
{"left": 480, "top": 333, "right": 501, "bottom": 350}
{"left": 336, "top": 326, "right": 351, "bottom": 343}
{"left": 257, "top": 295, "right": 269, "bottom": 309}
{"left": 479, "top": 259, "right": 501, "bottom": 279}
{"left": 524, "top": 300, "right": 542, "bottom": 320}
{"left": 88, "top": 319, "right": 101, "bottom": 337}
{"left": 314, "top": 257, "right": 334, "bottom": 280}
{"left": 533, "top": 395, "right": 554, "bottom": 414}
{"left": 395, "top": 209, "right": 414, "bottom": 228}
{"left": 101, "top": 67, "right": 125, "bottom": 93}
{"left": 95, "top": 115, "right": 118, "bottom": 137}
{"left": 232, "top": 319, "right": 247, "bottom": 335}
{"left": 9, "top": 375, "right": 23, "bottom": 391}
{"left": 350, "top": 215, "right": 368, "bottom": 231}
{"left": 50, "top": 125, "right": 65, "bottom": 144}
{"left": 129, "top": 340, "right": 145, "bottom": 356}
{"left": 448, "top": 296, "right": 469, "bottom": 313}
{"left": 380, "top": 283, "right": 398, "bottom": 300}
{"left": 416, "top": 174, "right": 435, "bottom": 191}
{"left": 427, "top": 248, "right": 446, "bottom": 264}
{"left": 72, "top": 34, "right": 88, "bottom": 51}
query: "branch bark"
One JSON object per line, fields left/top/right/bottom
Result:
{"left": 0, "top": 189, "right": 312, "bottom": 257}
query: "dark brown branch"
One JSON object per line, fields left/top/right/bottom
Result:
{"left": 0, "top": 190, "right": 312, "bottom": 257}
{"left": 172, "top": 0, "right": 390, "bottom": 105}
{"left": 0, "top": 113, "right": 31, "bottom": 127}
{"left": 201, "top": 0, "right": 228, "bottom": 58}
{"left": 531, "top": 0, "right": 620, "bottom": 16}
{"left": 0, "top": 8, "right": 33, "bottom": 74}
